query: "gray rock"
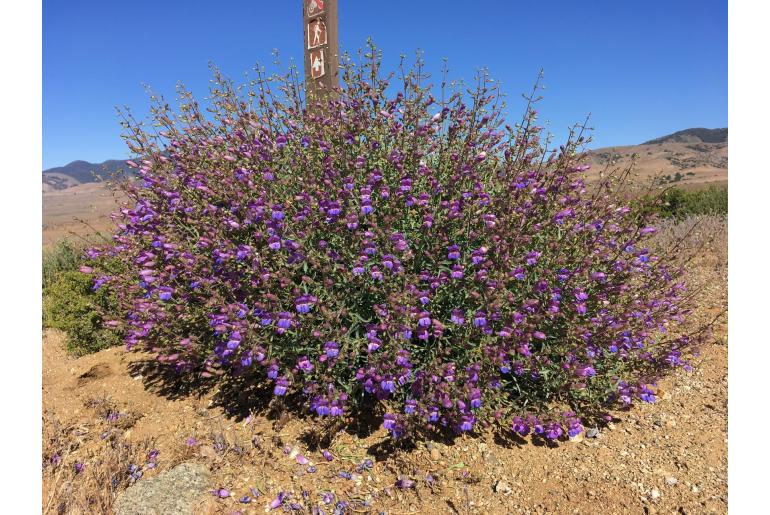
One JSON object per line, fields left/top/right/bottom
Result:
{"left": 586, "top": 428, "right": 600, "bottom": 438}
{"left": 114, "top": 462, "right": 211, "bottom": 515}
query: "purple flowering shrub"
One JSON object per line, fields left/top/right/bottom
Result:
{"left": 89, "top": 47, "right": 699, "bottom": 441}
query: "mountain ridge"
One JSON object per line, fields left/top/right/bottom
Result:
{"left": 642, "top": 128, "right": 727, "bottom": 145}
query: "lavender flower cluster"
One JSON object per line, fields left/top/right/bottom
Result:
{"left": 89, "top": 48, "right": 696, "bottom": 441}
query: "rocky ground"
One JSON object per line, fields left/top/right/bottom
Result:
{"left": 42, "top": 216, "right": 727, "bottom": 514}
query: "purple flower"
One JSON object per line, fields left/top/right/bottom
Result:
{"left": 567, "top": 421, "right": 584, "bottom": 438}
{"left": 512, "top": 417, "right": 530, "bottom": 436}
{"left": 396, "top": 478, "right": 415, "bottom": 489}
{"left": 459, "top": 414, "right": 475, "bottom": 432}
{"left": 297, "top": 356, "right": 314, "bottom": 372}
{"left": 324, "top": 341, "right": 339, "bottom": 358}
{"left": 276, "top": 312, "right": 294, "bottom": 330}
{"left": 295, "top": 295, "right": 317, "bottom": 314}
{"left": 418, "top": 311, "right": 432, "bottom": 327}
{"left": 472, "top": 312, "right": 487, "bottom": 328}
{"left": 274, "top": 377, "right": 289, "bottom": 396}
{"left": 74, "top": 462, "right": 85, "bottom": 474}
{"left": 469, "top": 389, "right": 482, "bottom": 409}
{"left": 545, "top": 422, "right": 563, "bottom": 440}
{"left": 450, "top": 309, "right": 465, "bottom": 325}
{"left": 383, "top": 413, "right": 397, "bottom": 430}
{"left": 269, "top": 492, "right": 285, "bottom": 509}
{"left": 322, "top": 450, "right": 334, "bottom": 462}
{"left": 380, "top": 379, "right": 396, "bottom": 393}
{"left": 447, "top": 245, "right": 461, "bottom": 260}
{"left": 525, "top": 250, "right": 541, "bottom": 266}
{"left": 471, "top": 247, "right": 487, "bottom": 265}
{"left": 639, "top": 386, "right": 656, "bottom": 403}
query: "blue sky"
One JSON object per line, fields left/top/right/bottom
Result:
{"left": 43, "top": 0, "right": 727, "bottom": 169}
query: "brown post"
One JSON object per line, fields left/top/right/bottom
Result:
{"left": 303, "top": 0, "right": 339, "bottom": 104}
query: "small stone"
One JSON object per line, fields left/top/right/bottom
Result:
{"left": 586, "top": 428, "right": 600, "bottom": 438}
{"left": 430, "top": 448, "right": 441, "bottom": 461}
{"left": 648, "top": 488, "right": 661, "bottom": 501}
{"left": 665, "top": 477, "right": 678, "bottom": 487}
{"left": 691, "top": 485, "right": 700, "bottom": 493}
{"left": 494, "top": 480, "right": 512, "bottom": 496}
{"left": 569, "top": 433, "right": 584, "bottom": 443}
{"left": 482, "top": 451, "right": 499, "bottom": 465}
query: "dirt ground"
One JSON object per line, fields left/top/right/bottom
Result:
{"left": 41, "top": 216, "right": 728, "bottom": 515}
{"left": 42, "top": 183, "right": 125, "bottom": 249}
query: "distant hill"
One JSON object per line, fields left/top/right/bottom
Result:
{"left": 42, "top": 159, "right": 129, "bottom": 191}
{"left": 642, "top": 128, "right": 727, "bottom": 145}
{"left": 586, "top": 127, "right": 727, "bottom": 189}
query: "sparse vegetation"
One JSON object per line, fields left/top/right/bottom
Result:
{"left": 43, "top": 239, "right": 83, "bottom": 289}
{"left": 43, "top": 409, "right": 153, "bottom": 515}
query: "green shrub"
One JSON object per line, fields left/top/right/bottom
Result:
{"left": 43, "top": 239, "right": 83, "bottom": 289}
{"left": 638, "top": 185, "right": 727, "bottom": 219}
{"left": 43, "top": 270, "right": 122, "bottom": 355}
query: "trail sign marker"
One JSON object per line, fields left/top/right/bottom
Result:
{"left": 303, "top": 0, "right": 338, "bottom": 101}
{"left": 309, "top": 49, "right": 326, "bottom": 79}
{"left": 307, "top": 19, "right": 327, "bottom": 49}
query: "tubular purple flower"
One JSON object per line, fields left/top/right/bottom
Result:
{"left": 274, "top": 377, "right": 289, "bottom": 396}
{"left": 473, "top": 312, "right": 487, "bottom": 328}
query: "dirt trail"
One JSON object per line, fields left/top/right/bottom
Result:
{"left": 42, "top": 330, "right": 727, "bottom": 514}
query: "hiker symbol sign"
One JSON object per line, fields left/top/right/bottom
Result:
{"left": 307, "top": 19, "right": 327, "bottom": 49}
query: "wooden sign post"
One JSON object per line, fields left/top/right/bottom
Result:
{"left": 303, "top": 0, "right": 339, "bottom": 103}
